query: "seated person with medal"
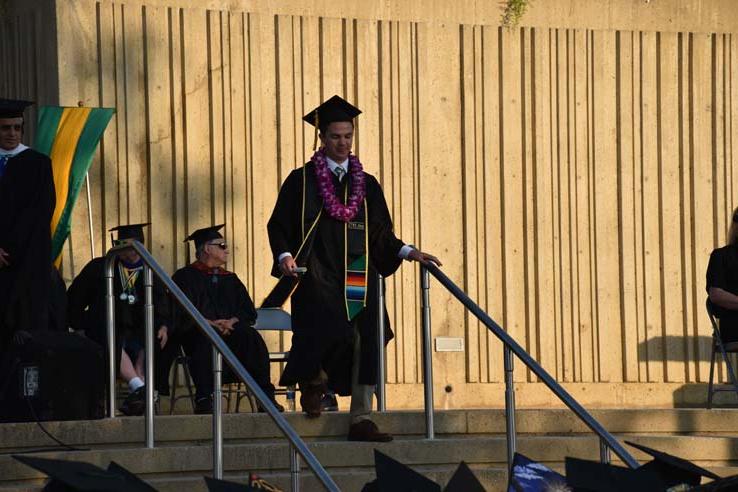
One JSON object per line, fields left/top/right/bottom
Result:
{"left": 67, "top": 223, "right": 171, "bottom": 416}
{"left": 172, "top": 225, "right": 282, "bottom": 414}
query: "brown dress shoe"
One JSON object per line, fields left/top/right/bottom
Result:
{"left": 348, "top": 419, "right": 393, "bottom": 442}
{"left": 299, "top": 382, "right": 324, "bottom": 418}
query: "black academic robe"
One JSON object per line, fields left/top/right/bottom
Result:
{"left": 67, "top": 257, "right": 174, "bottom": 392}
{"left": 0, "top": 149, "right": 55, "bottom": 354}
{"left": 172, "top": 263, "right": 273, "bottom": 399}
{"left": 267, "top": 162, "right": 403, "bottom": 394}
{"left": 707, "top": 244, "right": 738, "bottom": 343}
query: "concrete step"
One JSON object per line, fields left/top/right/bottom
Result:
{"left": 4, "top": 409, "right": 738, "bottom": 491}
{"left": 3, "top": 435, "right": 738, "bottom": 489}
{"left": 4, "top": 408, "right": 738, "bottom": 452}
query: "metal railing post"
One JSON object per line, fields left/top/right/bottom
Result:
{"left": 102, "top": 240, "right": 339, "bottom": 490}
{"left": 143, "top": 266, "right": 155, "bottom": 448}
{"left": 104, "top": 257, "right": 117, "bottom": 418}
{"left": 376, "top": 274, "right": 386, "bottom": 412}
{"left": 420, "top": 266, "right": 435, "bottom": 439}
{"left": 504, "top": 345, "right": 517, "bottom": 471}
{"left": 290, "top": 445, "right": 301, "bottom": 491}
{"left": 600, "top": 439, "right": 611, "bottom": 464}
{"left": 213, "top": 348, "right": 223, "bottom": 479}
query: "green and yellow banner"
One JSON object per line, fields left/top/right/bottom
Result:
{"left": 34, "top": 106, "right": 115, "bottom": 264}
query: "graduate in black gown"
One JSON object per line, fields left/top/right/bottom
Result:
{"left": 267, "top": 96, "right": 440, "bottom": 441}
{"left": 173, "top": 225, "right": 281, "bottom": 414}
{"left": 67, "top": 223, "right": 172, "bottom": 415}
{"left": 707, "top": 207, "right": 738, "bottom": 343}
{"left": 0, "top": 99, "right": 55, "bottom": 360}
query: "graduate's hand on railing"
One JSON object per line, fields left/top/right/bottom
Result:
{"left": 157, "top": 326, "right": 168, "bottom": 349}
{"left": 407, "top": 249, "right": 442, "bottom": 267}
{"left": 279, "top": 255, "right": 299, "bottom": 277}
{"left": 0, "top": 248, "right": 9, "bottom": 268}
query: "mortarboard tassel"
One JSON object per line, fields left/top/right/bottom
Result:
{"left": 312, "top": 110, "right": 320, "bottom": 150}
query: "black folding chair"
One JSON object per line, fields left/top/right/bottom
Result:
{"left": 168, "top": 346, "right": 196, "bottom": 414}
{"left": 706, "top": 299, "right": 738, "bottom": 408}
{"left": 226, "top": 308, "right": 292, "bottom": 413}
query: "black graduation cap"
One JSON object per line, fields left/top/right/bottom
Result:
{"left": 371, "top": 449, "right": 441, "bottom": 492}
{"left": 443, "top": 461, "right": 485, "bottom": 492}
{"left": 110, "top": 223, "right": 150, "bottom": 243}
{"left": 204, "top": 475, "right": 282, "bottom": 491}
{"left": 12, "top": 455, "right": 156, "bottom": 492}
{"left": 689, "top": 473, "right": 738, "bottom": 491}
{"left": 625, "top": 440, "right": 721, "bottom": 488}
{"left": 565, "top": 456, "right": 663, "bottom": 492}
{"left": 185, "top": 224, "right": 225, "bottom": 250}
{"left": 203, "top": 476, "right": 258, "bottom": 491}
{"left": 0, "top": 98, "right": 33, "bottom": 118}
{"left": 302, "top": 95, "right": 361, "bottom": 131}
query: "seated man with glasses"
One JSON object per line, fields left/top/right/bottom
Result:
{"left": 67, "top": 223, "right": 172, "bottom": 416}
{"left": 173, "top": 225, "right": 282, "bottom": 414}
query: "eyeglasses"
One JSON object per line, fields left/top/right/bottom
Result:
{"left": 208, "top": 241, "right": 228, "bottom": 250}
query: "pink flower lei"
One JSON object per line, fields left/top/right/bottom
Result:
{"left": 311, "top": 147, "right": 366, "bottom": 222}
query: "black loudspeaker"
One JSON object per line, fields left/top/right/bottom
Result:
{"left": 0, "top": 331, "right": 105, "bottom": 422}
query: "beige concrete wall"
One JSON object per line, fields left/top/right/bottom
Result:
{"left": 2, "top": 0, "right": 738, "bottom": 407}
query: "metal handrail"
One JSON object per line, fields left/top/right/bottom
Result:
{"left": 419, "top": 263, "right": 639, "bottom": 470}
{"left": 104, "top": 240, "right": 339, "bottom": 491}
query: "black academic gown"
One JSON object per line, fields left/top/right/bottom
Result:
{"left": 66, "top": 257, "right": 174, "bottom": 393}
{"left": 0, "top": 149, "right": 55, "bottom": 356}
{"left": 267, "top": 162, "right": 403, "bottom": 395}
{"left": 707, "top": 244, "right": 738, "bottom": 343}
{"left": 172, "top": 263, "right": 274, "bottom": 400}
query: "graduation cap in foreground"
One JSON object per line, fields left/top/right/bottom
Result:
{"left": 12, "top": 455, "right": 156, "bottom": 492}
{"left": 625, "top": 440, "right": 721, "bottom": 488}
{"left": 443, "top": 461, "right": 485, "bottom": 492}
{"left": 204, "top": 474, "right": 283, "bottom": 491}
{"left": 110, "top": 222, "right": 150, "bottom": 243}
{"left": 362, "top": 449, "right": 441, "bottom": 492}
{"left": 565, "top": 456, "right": 663, "bottom": 492}
{"left": 0, "top": 98, "right": 33, "bottom": 118}
{"left": 302, "top": 95, "right": 362, "bottom": 130}
{"left": 689, "top": 473, "right": 738, "bottom": 491}
{"left": 508, "top": 453, "right": 566, "bottom": 492}
{"left": 185, "top": 224, "right": 225, "bottom": 250}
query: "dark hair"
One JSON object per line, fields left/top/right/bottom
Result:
{"left": 319, "top": 120, "right": 354, "bottom": 135}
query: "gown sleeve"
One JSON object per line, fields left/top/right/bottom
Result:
{"left": 365, "top": 174, "right": 404, "bottom": 277}
{"left": 267, "top": 170, "right": 302, "bottom": 276}
{"left": 233, "top": 277, "right": 258, "bottom": 328}
{"left": 172, "top": 268, "right": 198, "bottom": 335}
{"left": 66, "top": 258, "right": 102, "bottom": 333}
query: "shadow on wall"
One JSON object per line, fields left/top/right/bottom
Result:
{"left": 636, "top": 335, "right": 738, "bottom": 407}
{"left": 672, "top": 383, "right": 738, "bottom": 408}
{"left": 637, "top": 335, "right": 716, "bottom": 363}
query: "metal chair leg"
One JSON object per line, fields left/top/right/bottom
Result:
{"left": 182, "top": 361, "right": 196, "bottom": 412}
{"left": 718, "top": 342, "right": 738, "bottom": 398}
{"left": 708, "top": 340, "right": 717, "bottom": 409}
{"left": 169, "top": 369, "right": 178, "bottom": 415}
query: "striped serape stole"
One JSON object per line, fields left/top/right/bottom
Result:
{"left": 346, "top": 254, "right": 368, "bottom": 320}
